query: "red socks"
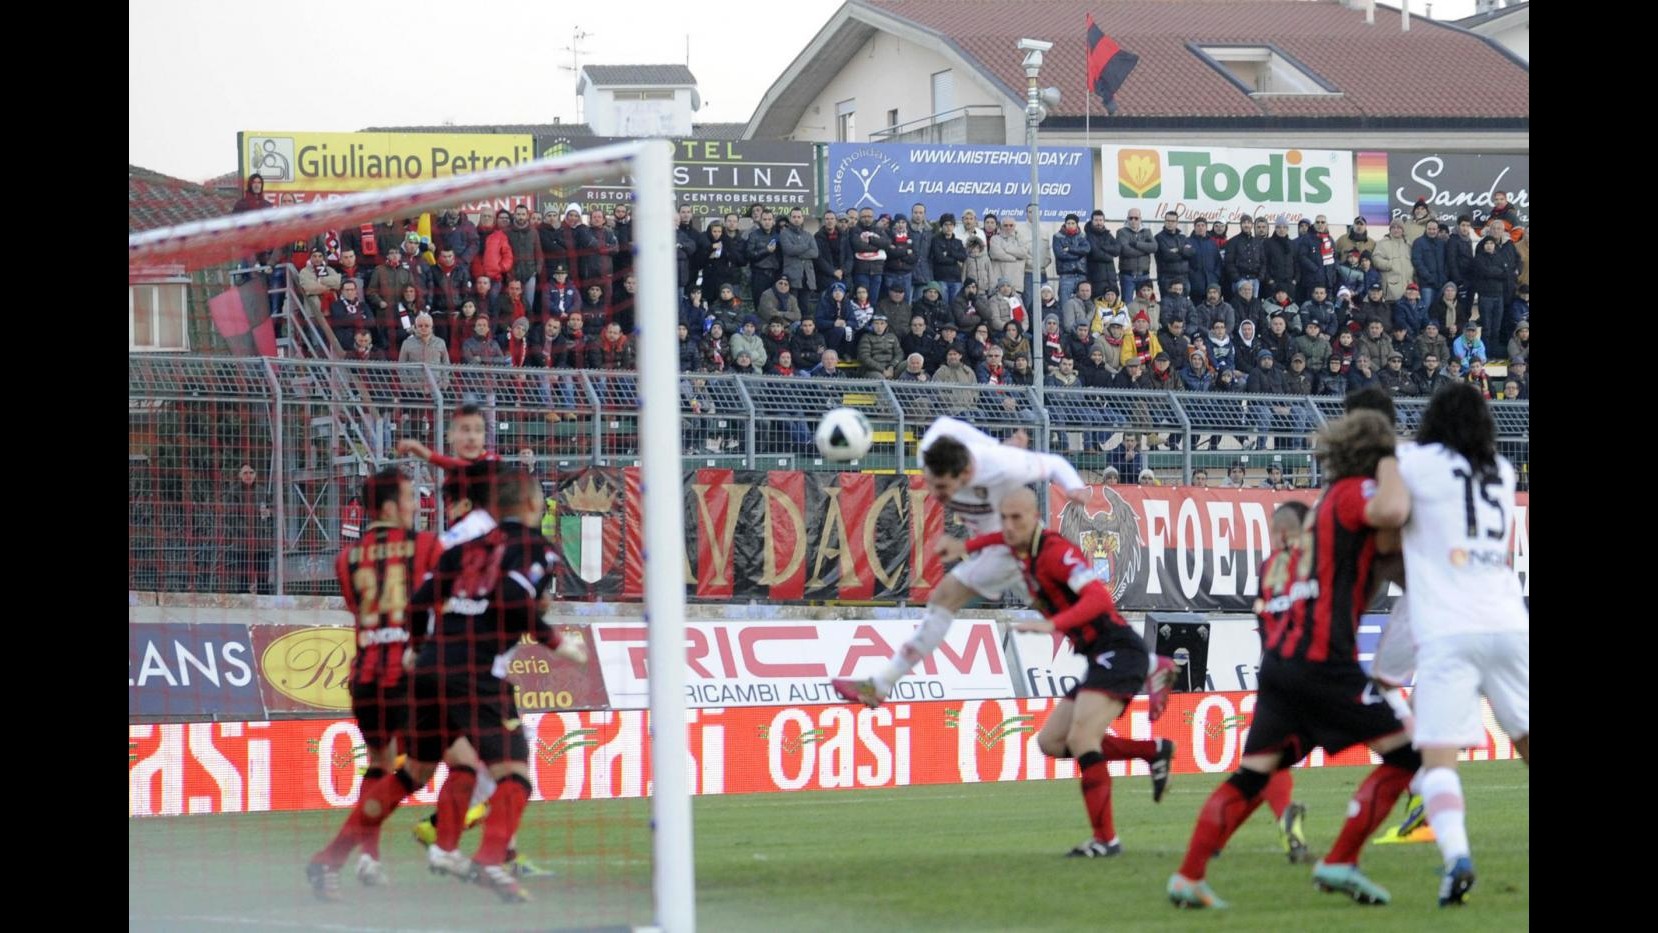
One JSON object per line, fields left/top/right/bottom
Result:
{"left": 1179, "top": 779, "right": 1266, "bottom": 880}
{"left": 1325, "top": 763, "right": 1413, "bottom": 865}
{"left": 473, "top": 775, "right": 532, "bottom": 866}
{"left": 1098, "top": 736, "right": 1159, "bottom": 761}
{"left": 1077, "top": 753, "right": 1116, "bottom": 843}
{"left": 436, "top": 766, "right": 477, "bottom": 851}
{"left": 1263, "top": 769, "right": 1294, "bottom": 820}
{"left": 310, "top": 768, "right": 416, "bottom": 868}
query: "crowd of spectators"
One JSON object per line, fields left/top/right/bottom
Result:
{"left": 240, "top": 170, "right": 1528, "bottom": 409}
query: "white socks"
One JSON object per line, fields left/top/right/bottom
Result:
{"left": 1421, "top": 766, "right": 1470, "bottom": 865}
{"left": 874, "top": 604, "right": 955, "bottom": 694}
{"left": 472, "top": 768, "right": 498, "bottom": 807}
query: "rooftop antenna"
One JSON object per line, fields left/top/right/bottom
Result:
{"left": 559, "top": 26, "right": 594, "bottom": 123}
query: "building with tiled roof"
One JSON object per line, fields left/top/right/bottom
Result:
{"left": 129, "top": 165, "right": 237, "bottom": 234}
{"left": 746, "top": 0, "right": 1527, "bottom": 152}
{"left": 1455, "top": 0, "right": 1527, "bottom": 63}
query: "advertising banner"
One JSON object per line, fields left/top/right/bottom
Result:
{"left": 238, "top": 130, "right": 536, "bottom": 210}
{"left": 129, "top": 622, "right": 262, "bottom": 720}
{"left": 537, "top": 136, "right": 817, "bottom": 217}
{"left": 1357, "top": 151, "right": 1529, "bottom": 228}
{"left": 130, "top": 693, "right": 1522, "bottom": 815}
{"left": 590, "top": 619, "right": 1008, "bottom": 709}
{"left": 1009, "top": 616, "right": 1265, "bottom": 697}
{"left": 551, "top": 468, "right": 1530, "bottom": 612}
{"left": 825, "top": 144, "right": 1095, "bottom": 222}
{"left": 1101, "top": 145, "right": 1355, "bottom": 225}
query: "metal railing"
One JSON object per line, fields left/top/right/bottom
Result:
{"left": 129, "top": 353, "right": 1531, "bottom": 595}
{"left": 868, "top": 105, "right": 1007, "bottom": 145}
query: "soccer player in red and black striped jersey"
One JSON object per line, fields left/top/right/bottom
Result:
{"left": 407, "top": 462, "right": 585, "bottom": 903}
{"left": 951, "top": 487, "right": 1177, "bottom": 858}
{"left": 1168, "top": 410, "right": 1420, "bottom": 910}
{"left": 1248, "top": 501, "right": 1313, "bottom": 864}
{"left": 397, "top": 403, "right": 500, "bottom": 528}
{"left": 307, "top": 468, "right": 441, "bottom": 900}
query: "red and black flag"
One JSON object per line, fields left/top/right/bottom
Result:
{"left": 1085, "top": 14, "right": 1139, "bottom": 116}
{"left": 208, "top": 273, "right": 277, "bottom": 356}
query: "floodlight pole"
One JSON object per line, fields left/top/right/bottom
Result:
{"left": 1023, "top": 42, "right": 1050, "bottom": 417}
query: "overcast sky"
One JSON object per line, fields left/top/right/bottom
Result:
{"left": 129, "top": 0, "right": 1483, "bottom": 183}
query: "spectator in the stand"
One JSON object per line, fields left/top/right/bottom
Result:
{"left": 1181, "top": 348, "right": 1215, "bottom": 393}
{"left": 931, "top": 345, "right": 978, "bottom": 415}
{"left": 1220, "top": 460, "right": 1248, "bottom": 489}
{"left": 812, "top": 209, "right": 848, "bottom": 295}
{"left": 768, "top": 349, "right": 799, "bottom": 378}
{"left": 446, "top": 300, "right": 482, "bottom": 363}
{"left": 876, "top": 281, "right": 910, "bottom": 324}
{"left": 428, "top": 247, "right": 469, "bottom": 325}
{"left": 1064, "top": 319, "right": 1099, "bottom": 365}
{"left": 1505, "top": 358, "right": 1528, "bottom": 398}
{"left": 1331, "top": 325, "right": 1358, "bottom": 372}
{"left": 540, "top": 205, "right": 582, "bottom": 298}
{"left": 1000, "top": 319, "right": 1032, "bottom": 365}
{"left": 1126, "top": 279, "right": 1159, "bottom": 327}
{"left": 745, "top": 209, "right": 783, "bottom": 304}
{"left": 1465, "top": 356, "right": 1494, "bottom": 399}
{"left": 930, "top": 214, "right": 967, "bottom": 306}
{"left": 732, "top": 348, "right": 755, "bottom": 375}
{"left": 1452, "top": 322, "right": 1487, "bottom": 365}
{"left": 760, "top": 317, "right": 793, "bottom": 365}
{"left": 779, "top": 208, "right": 819, "bottom": 296}
{"left": 1122, "top": 310, "right": 1161, "bottom": 367}
{"left": 1226, "top": 216, "right": 1267, "bottom": 298}
{"left": 587, "top": 320, "right": 634, "bottom": 371}
{"left": 1335, "top": 248, "right": 1366, "bottom": 296}
{"left": 758, "top": 275, "right": 803, "bottom": 326}
{"left": 1159, "top": 279, "right": 1196, "bottom": 331}
{"left": 809, "top": 348, "right": 844, "bottom": 378}
{"left": 1411, "top": 219, "right": 1448, "bottom": 311}
{"left": 987, "top": 279, "right": 1021, "bottom": 332}
{"left": 1052, "top": 213, "right": 1090, "bottom": 304}
{"left": 1283, "top": 352, "right": 1314, "bottom": 396}
{"left": 1432, "top": 281, "right": 1462, "bottom": 333}
{"left": 329, "top": 279, "right": 378, "bottom": 350}
{"left": 908, "top": 203, "right": 935, "bottom": 301}
{"left": 1296, "top": 214, "right": 1338, "bottom": 301}
{"left": 470, "top": 211, "right": 509, "bottom": 283}
{"left": 579, "top": 282, "right": 608, "bottom": 325}
{"left": 1043, "top": 314, "right": 1074, "bottom": 366}
{"left": 1191, "top": 467, "right": 1211, "bottom": 488}
{"left": 563, "top": 310, "right": 592, "bottom": 366}
{"left": 951, "top": 278, "right": 989, "bottom": 332}
{"left": 988, "top": 213, "right": 1030, "bottom": 303}
{"left": 1401, "top": 198, "right": 1432, "bottom": 242}
{"left": 1379, "top": 350, "right": 1417, "bottom": 397}
{"left": 1061, "top": 279, "right": 1095, "bottom": 335}
{"left": 1082, "top": 210, "right": 1120, "bottom": 296}
{"left": 1157, "top": 317, "right": 1191, "bottom": 367}
{"left": 1348, "top": 352, "right": 1379, "bottom": 392}
{"left": 1393, "top": 282, "right": 1428, "bottom": 337}
{"left": 1387, "top": 321, "right": 1418, "bottom": 372}
{"left": 462, "top": 314, "right": 505, "bottom": 366}
{"left": 1107, "top": 434, "right": 1147, "bottom": 479}
{"left": 1298, "top": 284, "right": 1334, "bottom": 336}
{"left": 492, "top": 278, "right": 530, "bottom": 330}
{"left": 858, "top": 314, "right": 902, "bottom": 379}
{"left": 1316, "top": 354, "right": 1350, "bottom": 396}
{"left": 1263, "top": 216, "right": 1298, "bottom": 300}
{"left": 1358, "top": 281, "right": 1392, "bottom": 331}
{"left": 707, "top": 281, "right": 745, "bottom": 332}
{"left": 1188, "top": 217, "right": 1223, "bottom": 299}
{"left": 335, "top": 248, "right": 368, "bottom": 297}
{"left": 1358, "top": 318, "right": 1392, "bottom": 373}
{"left": 344, "top": 328, "right": 382, "bottom": 362}
{"left": 399, "top": 312, "right": 447, "bottom": 370}
{"left": 902, "top": 314, "right": 946, "bottom": 371}
{"left": 1116, "top": 208, "right": 1156, "bottom": 300}
{"left": 609, "top": 273, "right": 638, "bottom": 335}
{"left": 368, "top": 247, "right": 418, "bottom": 335}
{"left": 815, "top": 281, "right": 851, "bottom": 355}
{"left": 1260, "top": 312, "right": 1295, "bottom": 362}
{"left": 962, "top": 322, "right": 993, "bottom": 370}
{"left": 1155, "top": 211, "right": 1194, "bottom": 296}
{"left": 1101, "top": 466, "right": 1122, "bottom": 485}
{"left": 1201, "top": 318, "right": 1235, "bottom": 375}
{"left": 1035, "top": 282, "right": 1062, "bottom": 325}
{"left": 544, "top": 265, "right": 579, "bottom": 320}
{"left": 1090, "top": 284, "right": 1126, "bottom": 332}
{"left": 1190, "top": 284, "right": 1235, "bottom": 335}
{"left": 1260, "top": 462, "right": 1289, "bottom": 490}
{"left": 1501, "top": 379, "right": 1521, "bottom": 400}
{"left": 845, "top": 283, "right": 877, "bottom": 339}
{"left": 1446, "top": 214, "right": 1479, "bottom": 322}
{"left": 790, "top": 317, "right": 826, "bottom": 372}
{"left": 1415, "top": 319, "right": 1450, "bottom": 372}
{"left": 1508, "top": 320, "right": 1530, "bottom": 363}
{"left": 1469, "top": 231, "right": 1510, "bottom": 346}
{"left": 730, "top": 316, "right": 767, "bottom": 374}
{"left": 436, "top": 210, "right": 479, "bottom": 271}
{"left": 881, "top": 217, "right": 918, "bottom": 298}
{"left": 697, "top": 219, "right": 741, "bottom": 300}
{"left": 503, "top": 316, "right": 532, "bottom": 369}
{"left": 675, "top": 322, "right": 699, "bottom": 372}
{"left": 847, "top": 207, "right": 893, "bottom": 300}
{"left": 1232, "top": 279, "right": 1266, "bottom": 335}
{"left": 224, "top": 463, "right": 271, "bottom": 594}
{"left": 1294, "top": 317, "right": 1331, "bottom": 373}
{"left": 505, "top": 205, "right": 542, "bottom": 301}
{"left": 576, "top": 207, "right": 617, "bottom": 301}
{"left": 962, "top": 225, "right": 994, "bottom": 296}
{"left": 1336, "top": 215, "right": 1377, "bottom": 259}
{"left": 1083, "top": 343, "right": 1119, "bottom": 386}
{"left": 911, "top": 281, "right": 950, "bottom": 334}
{"left": 698, "top": 320, "right": 730, "bottom": 372}
{"left": 469, "top": 274, "right": 497, "bottom": 323}
{"left": 1443, "top": 357, "right": 1464, "bottom": 385}
{"left": 535, "top": 316, "right": 571, "bottom": 369}
{"left": 1233, "top": 318, "right": 1261, "bottom": 381}
{"left": 297, "top": 249, "right": 342, "bottom": 323}
{"left": 976, "top": 343, "right": 1012, "bottom": 385}
{"left": 1372, "top": 217, "right": 1412, "bottom": 301}
{"left": 393, "top": 283, "right": 430, "bottom": 344}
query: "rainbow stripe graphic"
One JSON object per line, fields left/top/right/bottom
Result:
{"left": 1356, "top": 151, "right": 1390, "bottom": 226}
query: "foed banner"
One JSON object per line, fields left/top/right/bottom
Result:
{"left": 1101, "top": 145, "right": 1355, "bottom": 225}
{"left": 1357, "top": 150, "right": 1529, "bottom": 228}
{"left": 825, "top": 143, "right": 1095, "bottom": 222}
{"left": 591, "top": 619, "right": 1009, "bottom": 709}
{"left": 539, "top": 136, "right": 817, "bottom": 217}
{"left": 129, "top": 693, "right": 1524, "bottom": 815}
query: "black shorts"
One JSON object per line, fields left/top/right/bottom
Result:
{"left": 351, "top": 682, "right": 412, "bottom": 752}
{"left": 409, "top": 673, "right": 528, "bottom": 765}
{"left": 1064, "top": 625, "right": 1151, "bottom": 702}
{"left": 1243, "top": 655, "right": 1407, "bottom": 763}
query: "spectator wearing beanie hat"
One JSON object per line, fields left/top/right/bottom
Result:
{"left": 1394, "top": 282, "right": 1428, "bottom": 337}
{"left": 1052, "top": 213, "right": 1090, "bottom": 308}
{"left": 1122, "top": 308, "right": 1163, "bottom": 367}
{"left": 1415, "top": 319, "right": 1450, "bottom": 370}
{"left": 1402, "top": 198, "right": 1434, "bottom": 243}
{"left": 1507, "top": 320, "right": 1530, "bottom": 363}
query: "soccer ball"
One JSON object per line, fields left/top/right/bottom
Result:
{"left": 815, "top": 407, "right": 874, "bottom": 461}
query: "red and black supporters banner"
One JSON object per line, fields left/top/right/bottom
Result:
{"left": 553, "top": 469, "right": 628, "bottom": 599}
{"left": 208, "top": 274, "right": 277, "bottom": 356}
{"left": 1085, "top": 14, "right": 1140, "bottom": 117}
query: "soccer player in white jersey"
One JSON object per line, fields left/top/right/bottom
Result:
{"left": 831, "top": 416, "right": 1128, "bottom": 706}
{"left": 1370, "top": 382, "right": 1529, "bottom": 906}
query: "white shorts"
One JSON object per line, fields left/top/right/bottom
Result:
{"left": 1411, "top": 631, "right": 1529, "bottom": 749}
{"left": 1370, "top": 601, "right": 1417, "bottom": 688}
{"left": 948, "top": 546, "right": 1030, "bottom": 601}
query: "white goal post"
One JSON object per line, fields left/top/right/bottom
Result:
{"left": 128, "top": 139, "right": 696, "bottom": 933}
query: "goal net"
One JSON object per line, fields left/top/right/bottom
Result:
{"left": 128, "top": 140, "right": 692, "bottom": 932}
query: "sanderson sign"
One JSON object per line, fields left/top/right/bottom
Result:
{"left": 1358, "top": 151, "right": 1530, "bottom": 228}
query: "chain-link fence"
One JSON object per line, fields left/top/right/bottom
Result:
{"left": 131, "top": 353, "right": 1531, "bottom": 595}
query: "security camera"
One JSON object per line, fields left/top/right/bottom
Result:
{"left": 1017, "top": 38, "right": 1054, "bottom": 53}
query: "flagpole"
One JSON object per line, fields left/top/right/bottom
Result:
{"left": 1084, "top": 34, "right": 1091, "bottom": 149}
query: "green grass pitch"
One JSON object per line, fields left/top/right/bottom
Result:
{"left": 130, "top": 759, "right": 1526, "bottom": 931}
